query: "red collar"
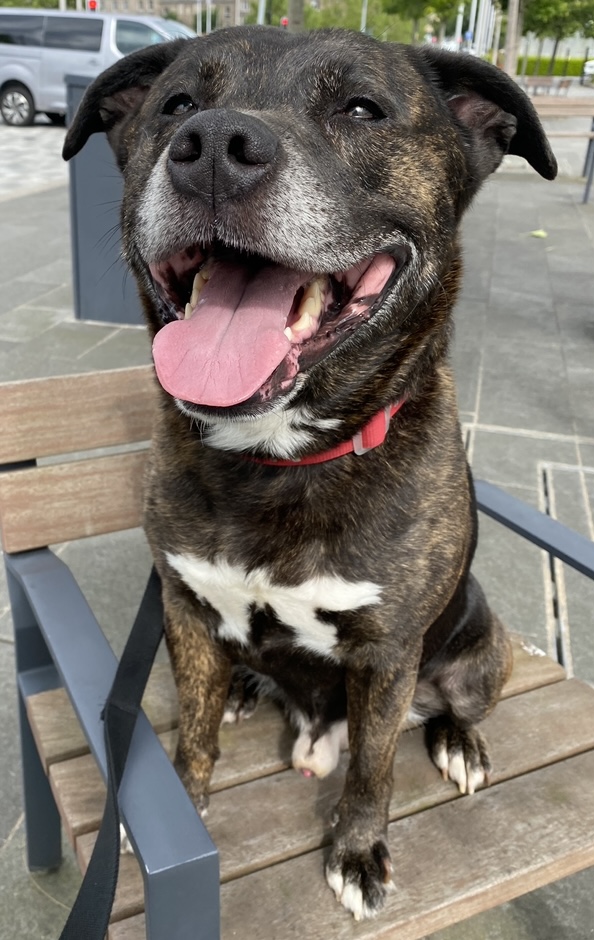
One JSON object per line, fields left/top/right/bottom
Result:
{"left": 246, "top": 399, "right": 406, "bottom": 467}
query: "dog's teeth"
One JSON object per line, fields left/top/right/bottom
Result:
{"left": 184, "top": 302, "right": 193, "bottom": 320}
{"left": 190, "top": 271, "right": 207, "bottom": 309}
{"left": 286, "top": 276, "right": 325, "bottom": 342}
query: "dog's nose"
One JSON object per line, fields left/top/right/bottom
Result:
{"left": 167, "top": 109, "right": 278, "bottom": 204}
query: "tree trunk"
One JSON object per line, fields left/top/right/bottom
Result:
{"left": 547, "top": 36, "right": 561, "bottom": 75}
{"left": 533, "top": 37, "right": 544, "bottom": 76}
{"left": 288, "top": 0, "right": 304, "bottom": 32}
{"left": 412, "top": 17, "right": 420, "bottom": 43}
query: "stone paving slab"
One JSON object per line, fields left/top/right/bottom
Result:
{"left": 0, "top": 121, "right": 67, "bottom": 202}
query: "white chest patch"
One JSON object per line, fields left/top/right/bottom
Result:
{"left": 166, "top": 553, "right": 382, "bottom": 659}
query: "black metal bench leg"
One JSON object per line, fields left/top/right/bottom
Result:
{"left": 584, "top": 149, "right": 594, "bottom": 204}
{"left": 144, "top": 858, "right": 221, "bottom": 940}
{"left": 581, "top": 118, "right": 594, "bottom": 177}
{"left": 8, "top": 560, "right": 62, "bottom": 872}
{"left": 17, "top": 691, "right": 62, "bottom": 871}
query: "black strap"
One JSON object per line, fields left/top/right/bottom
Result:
{"left": 59, "top": 566, "right": 164, "bottom": 939}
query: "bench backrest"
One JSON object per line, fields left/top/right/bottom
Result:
{"left": 0, "top": 366, "right": 158, "bottom": 553}
{"left": 534, "top": 98, "right": 594, "bottom": 117}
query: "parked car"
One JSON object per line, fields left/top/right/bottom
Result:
{"left": 582, "top": 58, "right": 594, "bottom": 85}
{"left": 0, "top": 9, "right": 195, "bottom": 126}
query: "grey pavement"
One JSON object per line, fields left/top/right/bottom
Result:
{"left": 1, "top": 106, "right": 594, "bottom": 939}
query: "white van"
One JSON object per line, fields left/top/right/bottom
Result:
{"left": 0, "top": 9, "right": 195, "bottom": 126}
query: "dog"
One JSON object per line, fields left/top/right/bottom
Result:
{"left": 63, "top": 26, "right": 557, "bottom": 921}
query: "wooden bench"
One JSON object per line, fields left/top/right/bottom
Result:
{"left": 532, "top": 97, "right": 594, "bottom": 202}
{"left": 520, "top": 76, "right": 573, "bottom": 96}
{"left": 2, "top": 365, "right": 594, "bottom": 940}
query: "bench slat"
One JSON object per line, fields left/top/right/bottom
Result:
{"left": 26, "top": 662, "right": 178, "bottom": 769}
{"left": 70, "top": 678, "right": 594, "bottom": 897}
{"left": 0, "top": 366, "right": 156, "bottom": 463}
{"left": 218, "top": 750, "right": 594, "bottom": 940}
{"left": 50, "top": 701, "right": 291, "bottom": 845}
{"left": 26, "top": 633, "right": 565, "bottom": 773}
{"left": 108, "top": 750, "right": 594, "bottom": 940}
{"left": 0, "top": 450, "right": 149, "bottom": 552}
{"left": 536, "top": 106, "right": 594, "bottom": 112}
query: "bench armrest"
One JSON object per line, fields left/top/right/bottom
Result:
{"left": 6, "top": 547, "right": 219, "bottom": 940}
{"left": 475, "top": 479, "right": 594, "bottom": 580}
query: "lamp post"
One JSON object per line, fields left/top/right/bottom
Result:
{"left": 454, "top": 3, "right": 464, "bottom": 46}
{"left": 361, "top": 0, "right": 368, "bottom": 32}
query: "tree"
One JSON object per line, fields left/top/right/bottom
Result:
{"left": 382, "top": 0, "right": 429, "bottom": 41}
{"left": 523, "top": 0, "right": 594, "bottom": 73}
{"left": 246, "top": 0, "right": 411, "bottom": 41}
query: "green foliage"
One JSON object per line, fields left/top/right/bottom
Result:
{"left": 381, "top": 0, "right": 457, "bottom": 41}
{"left": 523, "top": 0, "right": 594, "bottom": 41}
{"left": 0, "top": 0, "right": 62, "bottom": 7}
{"left": 382, "top": 0, "right": 426, "bottom": 18}
{"left": 245, "top": 0, "right": 287, "bottom": 27}
{"left": 306, "top": 0, "right": 411, "bottom": 39}
{"left": 519, "top": 54, "right": 589, "bottom": 76}
{"left": 246, "top": 0, "right": 411, "bottom": 40}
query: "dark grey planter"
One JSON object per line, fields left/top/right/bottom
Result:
{"left": 66, "top": 73, "right": 143, "bottom": 325}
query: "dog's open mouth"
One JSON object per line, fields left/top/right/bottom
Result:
{"left": 149, "top": 245, "right": 407, "bottom": 410}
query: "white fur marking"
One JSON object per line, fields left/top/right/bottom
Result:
{"left": 326, "top": 866, "right": 344, "bottom": 900}
{"left": 467, "top": 765, "right": 486, "bottom": 796}
{"left": 326, "top": 866, "right": 393, "bottom": 920}
{"left": 166, "top": 553, "right": 382, "bottom": 659}
{"left": 120, "top": 823, "right": 133, "bottom": 855}
{"left": 292, "top": 719, "right": 348, "bottom": 778}
{"left": 405, "top": 706, "right": 426, "bottom": 728}
{"left": 182, "top": 401, "right": 342, "bottom": 460}
{"left": 447, "top": 751, "right": 468, "bottom": 794}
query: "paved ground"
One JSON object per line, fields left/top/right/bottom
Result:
{"left": 0, "top": 106, "right": 594, "bottom": 939}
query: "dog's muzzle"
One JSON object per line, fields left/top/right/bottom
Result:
{"left": 167, "top": 109, "right": 279, "bottom": 204}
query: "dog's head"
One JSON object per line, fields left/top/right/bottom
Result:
{"left": 64, "top": 27, "right": 556, "bottom": 456}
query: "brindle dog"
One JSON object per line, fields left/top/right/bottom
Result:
{"left": 64, "top": 27, "right": 556, "bottom": 920}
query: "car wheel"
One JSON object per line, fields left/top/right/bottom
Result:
{"left": 0, "top": 84, "right": 35, "bottom": 127}
{"left": 46, "top": 112, "right": 66, "bottom": 126}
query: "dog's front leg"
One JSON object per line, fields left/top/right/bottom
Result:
{"left": 326, "top": 653, "right": 419, "bottom": 920}
{"left": 163, "top": 582, "right": 232, "bottom": 816}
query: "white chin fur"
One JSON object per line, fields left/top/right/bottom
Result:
{"left": 193, "top": 404, "right": 341, "bottom": 460}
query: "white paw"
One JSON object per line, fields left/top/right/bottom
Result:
{"left": 326, "top": 866, "right": 391, "bottom": 921}
{"left": 432, "top": 742, "right": 487, "bottom": 795}
{"left": 221, "top": 705, "right": 248, "bottom": 724}
{"left": 292, "top": 720, "right": 347, "bottom": 779}
{"left": 119, "top": 823, "right": 134, "bottom": 855}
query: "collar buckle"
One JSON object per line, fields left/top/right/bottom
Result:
{"left": 352, "top": 404, "right": 393, "bottom": 455}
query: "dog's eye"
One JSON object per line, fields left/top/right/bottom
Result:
{"left": 163, "top": 94, "right": 196, "bottom": 116}
{"left": 343, "top": 99, "right": 385, "bottom": 121}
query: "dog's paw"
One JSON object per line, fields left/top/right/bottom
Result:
{"left": 326, "top": 838, "right": 393, "bottom": 921}
{"left": 427, "top": 717, "right": 491, "bottom": 795}
{"left": 292, "top": 720, "right": 348, "bottom": 779}
{"left": 119, "top": 823, "right": 134, "bottom": 855}
{"left": 221, "top": 668, "right": 260, "bottom": 724}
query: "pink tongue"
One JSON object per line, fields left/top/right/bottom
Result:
{"left": 152, "top": 262, "right": 308, "bottom": 407}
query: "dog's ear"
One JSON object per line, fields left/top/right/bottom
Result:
{"left": 62, "top": 39, "right": 187, "bottom": 161}
{"left": 416, "top": 48, "right": 557, "bottom": 181}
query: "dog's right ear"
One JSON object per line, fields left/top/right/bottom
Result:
{"left": 62, "top": 39, "right": 187, "bottom": 162}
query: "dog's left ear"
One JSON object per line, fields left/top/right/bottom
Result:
{"left": 63, "top": 39, "right": 187, "bottom": 161}
{"left": 416, "top": 48, "right": 557, "bottom": 181}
